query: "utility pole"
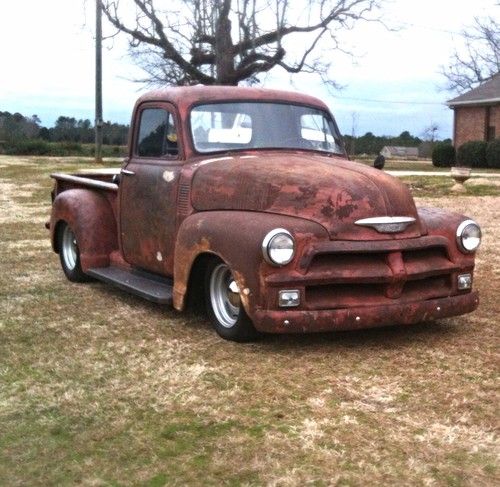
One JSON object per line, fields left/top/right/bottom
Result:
{"left": 350, "top": 112, "right": 358, "bottom": 158}
{"left": 95, "top": 0, "right": 103, "bottom": 163}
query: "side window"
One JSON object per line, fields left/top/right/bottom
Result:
{"left": 137, "top": 108, "right": 178, "bottom": 158}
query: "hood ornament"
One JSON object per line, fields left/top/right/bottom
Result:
{"left": 354, "top": 216, "right": 416, "bottom": 233}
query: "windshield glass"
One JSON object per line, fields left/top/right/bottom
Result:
{"left": 190, "top": 102, "right": 344, "bottom": 154}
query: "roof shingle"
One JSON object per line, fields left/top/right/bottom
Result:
{"left": 447, "top": 73, "right": 500, "bottom": 107}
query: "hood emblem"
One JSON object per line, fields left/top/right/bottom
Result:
{"left": 354, "top": 216, "right": 416, "bottom": 233}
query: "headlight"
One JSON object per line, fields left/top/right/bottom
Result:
{"left": 456, "top": 220, "right": 481, "bottom": 253}
{"left": 262, "top": 228, "right": 295, "bottom": 266}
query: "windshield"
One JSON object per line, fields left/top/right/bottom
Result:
{"left": 190, "top": 102, "right": 344, "bottom": 155}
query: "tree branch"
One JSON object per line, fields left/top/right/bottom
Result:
{"left": 102, "top": 0, "right": 214, "bottom": 84}
{"left": 102, "top": 0, "right": 382, "bottom": 87}
{"left": 442, "top": 15, "right": 500, "bottom": 93}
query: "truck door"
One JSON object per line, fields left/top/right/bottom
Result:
{"left": 119, "top": 103, "right": 182, "bottom": 276}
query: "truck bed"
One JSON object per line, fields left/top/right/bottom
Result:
{"left": 51, "top": 168, "right": 120, "bottom": 193}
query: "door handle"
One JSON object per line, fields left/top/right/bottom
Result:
{"left": 121, "top": 169, "right": 135, "bottom": 176}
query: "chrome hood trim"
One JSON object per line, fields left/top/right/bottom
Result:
{"left": 354, "top": 216, "right": 416, "bottom": 233}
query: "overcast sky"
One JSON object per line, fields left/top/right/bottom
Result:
{"left": 0, "top": 0, "right": 497, "bottom": 138}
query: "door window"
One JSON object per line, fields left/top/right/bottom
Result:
{"left": 137, "top": 108, "right": 178, "bottom": 157}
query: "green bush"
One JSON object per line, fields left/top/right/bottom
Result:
{"left": 4, "top": 139, "right": 51, "bottom": 155}
{"left": 97, "top": 145, "right": 127, "bottom": 157}
{"left": 486, "top": 139, "right": 500, "bottom": 169}
{"left": 456, "top": 140, "right": 487, "bottom": 168}
{"left": 0, "top": 139, "right": 126, "bottom": 157}
{"left": 60, "top": 141, "right": 83, "bottom": 152}
{"left": 432, "top": 143, "right": 455, "bottom": 167}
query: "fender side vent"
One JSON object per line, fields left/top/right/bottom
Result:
{"left": 178, "top": 183, "right": 191, "bottom": 216}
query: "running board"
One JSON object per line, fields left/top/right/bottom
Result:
{"left": 87, "top": 266, "right": 173, "bottom": 305}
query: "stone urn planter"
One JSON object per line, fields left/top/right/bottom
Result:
{"left": 451, "top": 166, "right": 471, "bottom": 193}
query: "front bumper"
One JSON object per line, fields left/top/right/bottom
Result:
{"left": 253, "top": 291, "right": 479, "bottom": 333}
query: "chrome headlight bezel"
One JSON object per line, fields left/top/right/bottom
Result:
{"left": 262, "top": 228, "right": 295, "bottom": 266}
{"left": 456, "top": 220, "right": 481, "bottom": 253}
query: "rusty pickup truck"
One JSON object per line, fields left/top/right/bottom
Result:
{"left": 48, "top": 86, "right": 481, "bottom": 341}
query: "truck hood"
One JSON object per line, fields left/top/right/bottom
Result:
{"left": 190, "top": 152, "right": 423, "bottom": 240}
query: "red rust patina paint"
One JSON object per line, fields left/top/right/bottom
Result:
{"left": 49, "top": 86, "right": 480, "bottom": 335}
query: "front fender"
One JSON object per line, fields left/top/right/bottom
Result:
{"left": 173, "top": 211, "right": 328, "bottom": 320}
{"left": 417, "top": 206, "right": 478, "bottom": 264}
{"left": 50, "top": 189, "right": 117, "bottom": 271}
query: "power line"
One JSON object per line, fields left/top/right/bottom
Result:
{"left": 331, "top": 95, "right": 446, "bottom": 106}
{"left": 395, "top": 21, "right": 464, "bottom": 36}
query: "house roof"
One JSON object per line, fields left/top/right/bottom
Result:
{"left": 381, "top": 146, "right": 419, "bottom": 155}
{"left": 447, "top": 73, "right": 500, "bottom": 107}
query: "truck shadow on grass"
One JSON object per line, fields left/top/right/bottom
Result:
{"left": 261, "top": 320, "right": 464, "bottom": 350}
{"left": 90, "top": 280, "right": 464, "bottom": 351}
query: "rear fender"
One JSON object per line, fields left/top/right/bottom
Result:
{"left": 50, "top": 189, "right": 117, "bottom": 271}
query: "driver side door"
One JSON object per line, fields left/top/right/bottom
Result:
{"left": 119, "top": 103, "right": 182, "bottom": 276}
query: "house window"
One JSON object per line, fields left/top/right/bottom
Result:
{"left": 137, "top": 108, "right": 178, "bottom": 157}
{"left": 487, "top": 126, "right": 496, "bottom": 141}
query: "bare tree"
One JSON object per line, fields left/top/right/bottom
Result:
{"left": 422, "top": 123, "right": 439, "bottom": 144}
{"left": 442, "top": 14, "right": 500, "bottom": 93}
{"left": 102, "top": 0, "right": 381, "bottom": 86}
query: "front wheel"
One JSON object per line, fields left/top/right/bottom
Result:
{"left": 205, "top": 258, "right": 259, "bottom": 342}
{"left": 57, "top": 222, "right": 91, "bottom": 282}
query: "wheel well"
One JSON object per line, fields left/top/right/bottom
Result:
{"left": 53, "top": 220, "right": 66, "bottom": 253}
{"left": 184, "top": 253, "right": 218, "bottom": 314}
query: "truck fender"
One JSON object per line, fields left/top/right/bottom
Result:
{"left": 50, "top": 189, "right": 117, "bottom": 271}
{"left": 173, "top": 211, "right": 328, "bottom": 317}
{"left": 417, "top": 206, "right": 477, "bottom": 263}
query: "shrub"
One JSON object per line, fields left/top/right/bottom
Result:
{"left": 100, "top": 145, "right": 127, "bottom": 157}
{"left": 486, "top": 139, "right": 500, "bottom": 169}
{"left": 432, "top": 143, "right": 455, "bottom": 167}
{"left": 45, "top": 141, "right": 84, "bottom": 156}
{"left": 60, "top": 141, "right": 83, "bottom": 152}
{"left": 0, "top": 139, "right": 126, "bottom": 157}
{"left": 4, "top": 139, "right": 51, "bottom": 155}
{"left": 456, "top": 140, "right": 487, "bottom": 168}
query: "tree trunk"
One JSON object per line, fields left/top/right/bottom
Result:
{"left": 214, "top": 9, "right": 236, "bottom": 85}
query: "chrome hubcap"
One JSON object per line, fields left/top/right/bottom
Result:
{"left": 61, "top": 225, "right": 78, "bottom": 270}
{"left": 209, "top": 263, "right": 241, "bottom": 328}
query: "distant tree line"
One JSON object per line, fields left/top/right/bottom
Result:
{"left": 343, "top": 130, "right": 452, "bottom": 157}
{"left": 1, "top": 110, "right": 451, "bottom": 158}
{"left": 0, "top": 111, "right": 129, "bottom": 145}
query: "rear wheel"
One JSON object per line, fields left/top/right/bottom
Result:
{"left": 57, "top": 222, "right": 90, "bottom": 282}
{"left": 205, "top": 258, "right": 259, "bottom": 342}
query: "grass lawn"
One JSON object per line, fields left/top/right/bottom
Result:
{"left": 0, "top": 156, "right": 498, "bottom": 486}
{"left": 355, "top": 157, "right": 500, "bottom": 175}
{"left": 355, "top": 157, "right": 443, "bottom": 172}
{"left": 401, "top": 176, "right": 500, "bottom": 198}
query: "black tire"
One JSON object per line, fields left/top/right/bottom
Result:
{"left": 204, "top": 258, "right": 259, "bottom": 342}
{"left": 57, "top": 222, "right": 91, "bottom": 282}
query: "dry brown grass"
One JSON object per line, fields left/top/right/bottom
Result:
{"left": 0, "top": 156, "right": 498, "bottom": 486}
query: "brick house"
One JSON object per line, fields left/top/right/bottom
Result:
{"left": 447, "top": 73, "right": 500, "bottom": 148}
